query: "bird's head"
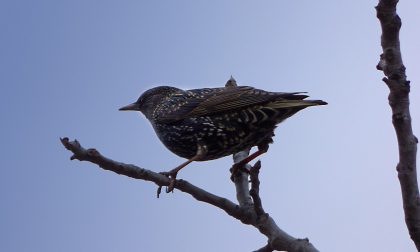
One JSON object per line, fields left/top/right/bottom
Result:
{"left": 119, "top": 86, "right": 181, "bottom": 119}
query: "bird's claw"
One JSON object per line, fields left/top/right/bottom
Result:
{"left": 159, "top": 171, "right": 177, "bottom": 193}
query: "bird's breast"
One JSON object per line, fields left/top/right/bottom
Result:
{"left": 151, "top": 111, "right": 277, "bottom": 160}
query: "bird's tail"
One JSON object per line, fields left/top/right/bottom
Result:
{"left": 269, "top": 99, "right": 327, "bottom": 109}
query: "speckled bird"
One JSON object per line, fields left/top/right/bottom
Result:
{"left": 120, "top": 78, "right": 327, "bottom": 188}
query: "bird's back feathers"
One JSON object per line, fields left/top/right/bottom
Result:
{"left": 153, "top": 86, "right": 326, "bottom": 123}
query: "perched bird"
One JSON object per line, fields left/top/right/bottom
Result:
{"left": 120, "top": 78, "right": 327, "bottom": 190}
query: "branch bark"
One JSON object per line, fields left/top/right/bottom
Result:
{"left": 376, "top": 0, "right": 420, "bottom": 250}
{"left": 60, "top": 137, "right": 319, "bottom": 252}
{"left": 232, "top": 149, "right": 254, "bottom": 208}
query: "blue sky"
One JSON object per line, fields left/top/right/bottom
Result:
{"left": 1, "top": 1, "right": 419, "bottom": 251}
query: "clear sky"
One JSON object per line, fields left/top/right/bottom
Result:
{"left": 1, "top": 1, "right": 419, "bottom": 251}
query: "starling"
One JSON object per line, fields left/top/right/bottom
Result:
{"left": 120, "top": 80, "right": 327, "bottom": 190}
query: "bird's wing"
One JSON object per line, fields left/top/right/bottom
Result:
{"left": 156, "top": 86, "right": 310, "bottom": 123}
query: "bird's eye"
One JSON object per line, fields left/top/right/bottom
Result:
{"left": 136, "top": 98, "right": 145, "bottom": 106}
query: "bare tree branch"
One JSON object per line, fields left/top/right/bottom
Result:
{"left": 60, "top": 137, "right": 242, "bottom": 218}
{"left": 376, "top": 0, "right": 420, "bottom": 250}
{"left": 60, "top": 137, "right": 319, "bottom": 252}
{"left": 250, "top": 161, "right": 266, "bottom": 217}
{"left": 232, "top": 150, "right": 254, "bottom": 207}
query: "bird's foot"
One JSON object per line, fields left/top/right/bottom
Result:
{"left": 257, "top": 142, "right": 270, "bottom": 153}
{"left": 159, "top": 170, "right": 178, "bottom": 193}
{"left": 230, "top": 148, "right": 267, "bottom": 182}
{"left": 230, "top": 162, "right": 250, "bottom": 182}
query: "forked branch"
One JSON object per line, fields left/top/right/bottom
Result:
{"left": 60, "top": 137, "right": 318, "bottom": 252}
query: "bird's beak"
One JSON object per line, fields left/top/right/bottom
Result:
{"left": 119, "top": 102, "right": 140, "bottom": 111}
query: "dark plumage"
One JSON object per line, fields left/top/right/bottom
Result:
{"left": 119, "top": 84, "right": 327, "bottom": 162}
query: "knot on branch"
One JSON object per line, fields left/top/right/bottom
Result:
{"left": 396, "top": 163, "right": 414, "bottom": 173}
{"left": 375, "top": 1, "right": 399, "bottom": 25}
{"left": 87, "top": 148, "right": 100, "bottom": 157}
{"left": 377, "top": 48, "right": 407, "bottom": 81}
{"left": 376, "top": 53, "right": 386, "bottom": 71}
{"left": 392, "top": 112, "right": 409, "bottom": 123}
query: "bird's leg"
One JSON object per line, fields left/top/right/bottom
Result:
{"left": 160, "top": 144, "right": 208, "bottom": 193}
{"left": 230, "top": 142, "right": 270, "bottom": 181}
